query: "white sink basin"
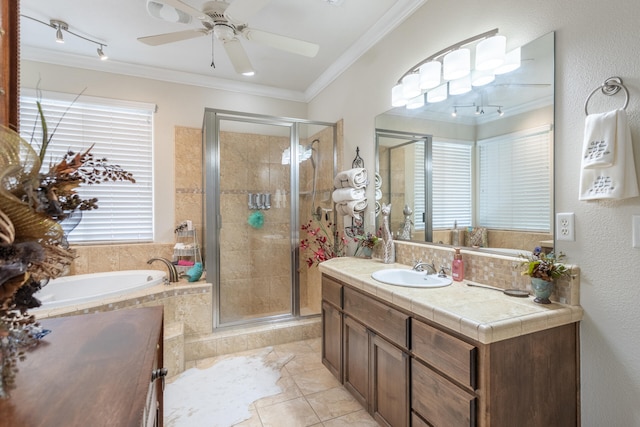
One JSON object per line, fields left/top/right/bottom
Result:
{"left": 371, "top": 269, "right": 452, "bottom": 288}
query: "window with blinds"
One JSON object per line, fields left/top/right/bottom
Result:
{"left": 413, "top": 140, "right": 473, "bottom": 230}
{"left": 19, "top": 90, "right": 154, "bottom": 243}
{"left": 477, "top": 125, "right": 552, "bottom": 232}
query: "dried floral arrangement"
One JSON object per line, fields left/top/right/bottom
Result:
{"left": 300, "top": 219, "right": 348, "bottom": 268}
{"left": 0, "top": 94, "right": 135, "bottom": 398}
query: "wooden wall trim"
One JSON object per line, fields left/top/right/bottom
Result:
{"left": 0, "top": 0, "right": 19, "bottom": 130}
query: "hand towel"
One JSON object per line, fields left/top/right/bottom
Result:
{"left": 580, "top": 109, "right": 640, "bottom": 200}
{"left": 336, "top": 198, "right": 368, "bottom": 219}
{"left": 375, "top": 188, "right": 382, "bottom": 201}
{"left": 332, "top": 187, "right": 365, "bottom": 203}
{"left": 375, "top": 172, "right": 382, "bottom": 189}
{"left": 333, "top": 168, "right": 368, "bottom": 189}
{"left": 582, "top": 110, "right": 617, "bottom": 168}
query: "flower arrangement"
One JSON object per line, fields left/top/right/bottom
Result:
{"left": 300, "top": 219, "right": 348, "bottom": 268}
{"left": 0, "top": 91, "right": 135, "bottom": 398}
{"left": 520, "top": 247, "right": 570, "bottom": 282}
{"left": 353, "top": 231, "right": 380, "bottom": 257}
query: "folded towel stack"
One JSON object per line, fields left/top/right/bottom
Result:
{"left": 334, "top": 168, "right": 368, "bottom": 189}
{"left": 333, "top": 168, "right": 368, "bottom": 219}
{"left": 579, "top": 109, "right": 639, "bottom": 200}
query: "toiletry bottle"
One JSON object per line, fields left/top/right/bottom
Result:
{"left": 452, "top": 220, "right": 459, "bottom": 246}
{"left": 452, "top": 248, "right": 464, "bottom": 282}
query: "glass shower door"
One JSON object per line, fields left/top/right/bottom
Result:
{"left": 215, "top": 116, "right": 294, "bottom": 326}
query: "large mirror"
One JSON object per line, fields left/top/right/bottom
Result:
{"left": 376, "top": 32, "right": 555, "bottom": 254}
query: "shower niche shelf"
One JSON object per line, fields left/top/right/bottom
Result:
{"left": 173, "top": 227, "right": 202, "bottom": 274}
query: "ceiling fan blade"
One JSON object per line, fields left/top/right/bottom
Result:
{"left": 241, "top": 28, "right": 319, "bottom": 57}
{"left": 224, "top": 0, "right": 271, "bottom": 24}
{"left": 223, "top": 39, "right": 255, "bottom": 75}
{"left": 138, "top": 28, "right": 209, "bottom": 46}
{"left": 158, "top": 0, "right": 213, "bottom": 24}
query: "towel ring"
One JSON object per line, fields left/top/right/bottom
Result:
{"left": 584, "top": 77, "right": 629, "bottom": 115}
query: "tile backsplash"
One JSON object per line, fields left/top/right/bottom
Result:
{"left": 393, "top": 240, "right": 580, "bottom": 305}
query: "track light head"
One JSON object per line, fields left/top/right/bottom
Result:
{"left": 50, "top": 19, "right": 68, "bottom": 44}
{"left": 497, "top": 107, "right": 504, "bottom": 116}
{"left": 97, "top": 45, "right": 108, "bottom": 60}
{"left": 451, "top": 107, "right": 457, "bottom": 117}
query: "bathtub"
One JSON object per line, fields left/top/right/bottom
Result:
{"left": 35, "top": 270, "right": 166, "bottom": 310}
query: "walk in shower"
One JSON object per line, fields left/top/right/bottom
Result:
{"left": 203, "top": 109, "right": 338, "bottom": 329}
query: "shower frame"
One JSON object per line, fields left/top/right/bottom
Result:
{"left": 203, "top": 108, "right": 337, "bottom": 330}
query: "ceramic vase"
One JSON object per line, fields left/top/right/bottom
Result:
{"left": 531, "top": 277, "right": 554, "bottom": 304}
{"left": 362, "top": 247, "right": 373, "bottom": 258}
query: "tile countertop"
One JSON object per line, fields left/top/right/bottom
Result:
{"left": 319, "top": 257, "right": 583, "bottom": 345}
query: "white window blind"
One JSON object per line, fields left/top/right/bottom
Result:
{"left": 413, "top": 141, "right": 425, "bottom": 230}
{"left": 478, "top": 125, "right": 552, "bottom": 232}
{"left": 432, "top": 140, "right": 473, "bottom": 229}
{"left": 19, "top": 90, "right": 154, "bottom": 243}
{"left": 413, "top": 140, "right": 473, "bottom": 230}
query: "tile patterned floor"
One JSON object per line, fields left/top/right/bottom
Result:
{"left": 186, "top": 338, "right": 379, "bottom": 427}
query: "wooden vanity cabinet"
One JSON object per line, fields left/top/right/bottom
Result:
{"left": 0, "top": 306, "right": 165, "bottom": 427}
{"left": 321, "top": 273, "right": 579, "bottom": 427}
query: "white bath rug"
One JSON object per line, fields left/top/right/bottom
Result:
{"left": 164, "top": 347, "right": 293, "bottom": 427}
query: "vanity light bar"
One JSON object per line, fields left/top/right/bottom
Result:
{"left": 391, "top": 28, "right": 521, "bottom": 109}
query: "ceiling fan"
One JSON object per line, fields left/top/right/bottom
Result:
{"left": 139, "top": 0, "right": 320, "bottom": 76}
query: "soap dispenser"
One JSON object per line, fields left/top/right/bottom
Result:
{"left": 452, "top": 248, "right": 464, "bottom": 282}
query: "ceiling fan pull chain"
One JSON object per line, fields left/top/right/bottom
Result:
{"left": 210, "top": 32, "right": 216, "bottom": 69}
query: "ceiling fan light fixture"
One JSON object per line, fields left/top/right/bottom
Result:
{"left": 214, "top": 24, "right": 235, "bottom": 42}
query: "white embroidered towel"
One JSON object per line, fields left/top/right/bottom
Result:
{"left": 336, "top": 198, "right": 368, "bottom": 219}
{"left": 375, "top": 188, "right": 383, "bottom": 201}
{"left": 579, "top": 109, "right": 640, "bottom": 200}
{"left": 582, "top": 110, "right": 617, "bottom": 168}
{"left": 333, "top": 168, "right": 368, "bottom": 189}
{"left": 374, "top": 172, "right": 382, "bottom": 189}
{"left": 332, "top": 187, "right": 365, "bottom": 203}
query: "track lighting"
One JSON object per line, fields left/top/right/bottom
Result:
{"left": 451, "top": 107, "right": 457, "bottom": 117}
{"left": 51, "top": 19, "right": 67, "bottom": 43}
{"left": 23, "top": 15, "right": 109, "bottom": 60}
{"left": 97, "top": 45, "right": 108, "bottom": 60}
{"left": 497, "top": 107, "right": 504, "bottom": 116}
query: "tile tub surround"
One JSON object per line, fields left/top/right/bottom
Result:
{"left": 319, "top": 257, "right": 583, "bottom": 344}
{"left": 34, "top": 281, "right": 212, "bottom": 378}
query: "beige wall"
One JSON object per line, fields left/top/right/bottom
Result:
{"left": 21, "top": 60, "right": 308, "bottom": 243}
{"left": 308, "top": 0, "right": 640, "bottom": 424}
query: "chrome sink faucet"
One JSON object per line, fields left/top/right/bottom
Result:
{"left": 412, "top": 260, "right": 437, "bottom": 275}
{"left": 147, "top": 257, "right": 179, "bottom": 283}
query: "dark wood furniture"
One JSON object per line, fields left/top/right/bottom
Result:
{"left": 0, "top": 0, "right": 20, "bottom": 129}
{"left": 0, "top": 306, "right": 165, "bottom": 427}
{"left": 321, "top": 274, "right": 579, "bottom": 427}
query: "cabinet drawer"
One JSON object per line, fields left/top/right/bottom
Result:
{"left": 343, "top": 288, "right": 408, "bottom": 349}
{"left": 412, "top": 319, "right": 477, "bottom": 389}
{"left": 411, "top": 412, "right": 431, "bottom": 427}
{"left": 322, "top": 275, "right": 343, "bottom": 308}
{"left": 412, "top": 359, "right": 476, "bottom": 427}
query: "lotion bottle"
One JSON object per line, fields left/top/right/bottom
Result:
{"left": 452, "top": 248, "right": 464, "bottom": 282}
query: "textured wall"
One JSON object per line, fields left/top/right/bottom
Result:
{"left": 308, "top": 0, "right": 640, "bottom": 424}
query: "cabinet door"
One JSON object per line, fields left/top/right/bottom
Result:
{"left": 343, "top": 315, "right": 369, "bottom": 408}
{"left": 371, "top": 334, "right": 409, "bottom": 427}
{"left": 322, "top": 301, "right": 342, "bottom": 380}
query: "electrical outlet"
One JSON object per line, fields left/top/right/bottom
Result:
{"left": 633, "top": 215, "right": 640, "bottom": 248}
{"left": 556, "top": 213, "right": 575, "bottom": 241}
